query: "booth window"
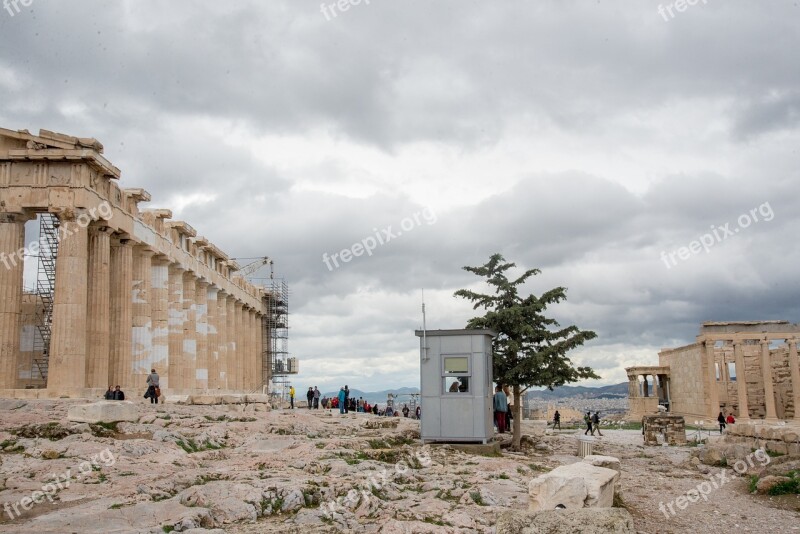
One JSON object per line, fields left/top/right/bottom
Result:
{"left": 443, "top": 355, "right": 470, "bottom": 393}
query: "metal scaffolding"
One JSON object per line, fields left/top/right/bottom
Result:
{"left": 265, "top": 278, "right": 295, "bottom": 402}
{"left": 30, "top": 213, "right": 59, "bottom": 385}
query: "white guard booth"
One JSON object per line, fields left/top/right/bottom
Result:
{"left": 415, "top": 329, "right": 496, "bottom": 444}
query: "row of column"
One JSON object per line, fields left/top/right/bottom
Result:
{"left": 706, "top": 339, "right": 800, "bottom": 422}
{"left": 0, "top": 213, "right": 265, "bottom": 393}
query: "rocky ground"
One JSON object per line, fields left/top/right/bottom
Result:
{"left": 0, "top": 399, "right": 798, "bottom": 533}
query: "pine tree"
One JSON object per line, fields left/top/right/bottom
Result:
{"left": 454, "top": 253, "right": 599, "bottom": 449}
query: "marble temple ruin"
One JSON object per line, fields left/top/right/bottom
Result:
{"left": 0, "top": 127, "right": 277, "bottom": 398}
{"left": 627, "top": 321, "right": 800, "bottom": 422}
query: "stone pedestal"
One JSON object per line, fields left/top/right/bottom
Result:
{"left": 642, "top": 414, "right": 687, "bottom": 445}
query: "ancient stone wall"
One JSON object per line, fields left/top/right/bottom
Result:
{"left": 659, "top": 343, "right": 706, "bottom": 419}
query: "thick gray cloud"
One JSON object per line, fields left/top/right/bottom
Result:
{"left": 2, "top": 0, "right": 799, "bottom": 393}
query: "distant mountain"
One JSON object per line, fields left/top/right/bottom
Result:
{"left": 321, "top": 387, "right": 420, "bottom": 406}
{"left": 525, "top": 383, "right": 628, "bottom": 400}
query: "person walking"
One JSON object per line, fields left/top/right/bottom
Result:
{"left": 306, "top": 387, "right": 314, "bottom": 409}
{"left": 344, "top": 385, "right": 350, "bottom": 413}
{"left": 289, "top": 386, "right": 295, "bottom": 409}
{"left": 553, "top": 410, "right": 561, "bottom": 430}
{"left": 503, "top": 385, "right": 513, "bottom": 432}
{"left": 493, "top": 385, "right": 508, "bottom": 434}
{"left": 338, "top": 387, "right": 346, "bottom": 414}
{"left": 584, "top": 412, "right": 593, "bottom": 435}
{"left": 146, "top": 369, "right": 159, "bottom": 404}
{"left": 717, "top": 411, "right": 726, "bottom": 434}
{"left": 313, "top": 386, "right": 320, "bottom": 409}
{"left": 591, "top": 411, "right": 603, "bottom": 436}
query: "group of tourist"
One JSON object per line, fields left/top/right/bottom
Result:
{"left": 286, "top": 384, "right": 422, "bottom": 418}
{"left": 583, "top": 411, "right": 603, "bottom": 436}
{"left": 718, "top": 411, "right": 736, "bottom": 433}
{"left": 102, "top": 368, "right": 161, "bottom": 405}
{"left": 492, "top": 384, "right": 515, "bottom": 433}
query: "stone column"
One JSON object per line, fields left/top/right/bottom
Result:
{"left": 131, "top": 247, "right": 154, "bottom": 389}
{"left": 256, "top": 312, "right": 264, "bottom": 391}
{"left": 226, "top": 296, "right": 236, "bottom": 390}
{"left": 216, "top": 290, "right": 228, "bottom": 390}
{"left": 732, "top": 342, "right": 750, "bottom": 420}
{"left": 761, "top": 340, "right": 778, "bottom": 421}
{"left": 249, "top": 309, "right": 258, "bottom": 391}
{"left": 704, "top": 341, "right": 721, "bottom": 419}
{"left": 788, "top": 339, "right": 800, "bottom": 421}
{"left": 109, "top": 238, "right": 133, "bottom": 388}
{"left": 151, "top": 258, "right": 170, "bottom": 388}
{"left": 49, "top": 215, "right": 90, "bottom": 390}
{"left": 235, "top": 302, "right": 245, "bottom": 391}
{"left": 206, "top": 286, "right": 219, "bottom": 390}
{"left": 0, "top": 213, "right": 27, "bottom": 389}
{"left": 167, "top": 264, "right": 185, "bottom": 390}
{"left": 86, "top": 225, "right": 112, "bottom": 389}
{"left": 195, "top": 280, "right": 209, "bottom": 390}
{"left": 182, "top": 272, "right": 197, "bottom": 389}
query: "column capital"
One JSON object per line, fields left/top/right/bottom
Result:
{"left": 760, "top": 339, "right": 771, "bottom": 347}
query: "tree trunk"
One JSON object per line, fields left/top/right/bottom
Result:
{"left": 512, "top": 384, "right": 522, "bottom": 450}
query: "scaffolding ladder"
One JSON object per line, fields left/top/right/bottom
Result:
{"left": 31, "top": 213, "right": 59, "bottom": 385}
{"left": 265, "top": 279, "right": 294, "bottom": 401}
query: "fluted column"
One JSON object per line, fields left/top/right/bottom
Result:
{"left": 704, "top": 341, "right": 720, "bottom": 419}
{"left": 733, "top": 342, "right": 750, "bottom": 421}
{"left": 151, "top": 258, "right": 169, "bottom": 387}
{"left": 49, "top": 215, "right": 89, "bottom": 390}
{"left": 216, "top": 290, "right": 228, "bottom": 390}
{"left": 761, "top": 340, "right": 778, "bottom": 421}
{"left": 167, "top": 264, "right": 185, "bottom": 389}
{"left": 182, "top": 272, "right": 197, "bottom": 389}
{"left": 247, "top": 309, "right": 257, "bottom": 391}
{"left": 234, "top": 301, "right": 244, "bottom": 391}
{"left": 131, "top": 247, "right": 154, "bottom": 389}
{"left": 109, "top": 238, "right": 133, "bottom": 388}
{"left": 195, "top": 280, "right": 209, "bottom": 390}
{"left": 86, "top": 225, "right": 112, "bottom": 389}
{"left": 0, "top": 213, "right": 27, "bottom": 389}
{"left": 226, "top": 296, "right": 237, "bottom": 390}
{"left": 255, "top": 312, "right": 264, "bottom": 391}
{"left": 206, "top": 286, "right": 219, "bottom": 389}
{"left": 789, "top": 339, "right": 800, "bottom": 421}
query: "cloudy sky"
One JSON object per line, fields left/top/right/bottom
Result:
{"left": 2, "top": 1, "right": 799, "bottom": 393}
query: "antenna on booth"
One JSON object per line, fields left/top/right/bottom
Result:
{"left": 421, "top": 289, "right": 428, "bottom": 361}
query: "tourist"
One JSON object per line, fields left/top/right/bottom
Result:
{"left": 113, "top": 385, "right": 125, "bottom": 400}
{"left": 726, "top": 412, "right": 735, "bottom": 425}
{"left": 584, "top": 412, "right": 593, "bottom": 435}
{"left": 104, "top": 386, "right": 114, "bottom": 400}
{"left": 145, "top": 368, "right": 159, "bottom": 404}
{"left": 313, "top": 386, "right": 320, "bottom": 409}
{"left": 503, "top": 385, "right": 513, "bottom": 432}
{"left": 493, "top": 385, "right": 508, "bottom": 434}
{"left": 372, "top": 404, "right": 379, "bottom": 415}
{"left": 402, "top": 404, "right": 410, "bottom": 417}
{"left": 289, "top": 386, "right": 295, "bottom": 409}
{"left": 306, "top": 387, "right": 314, "bottom": 409}
{"left": 338, "top": 387, "right": 346, "bottom": 414}
{"left": 415, "top": 405, "right": 421, "bottom": 419}
{"left": 553, "top": 410, "right": 561, "bottom": 430}
{"left": 717, "top": 411, "right": 726, "bottom": 434}
{"left": 344, "top": 385, "right": 350, "bottom": 413}
{"left": 591, "top": 411, "right": 603, "bottom": 436}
